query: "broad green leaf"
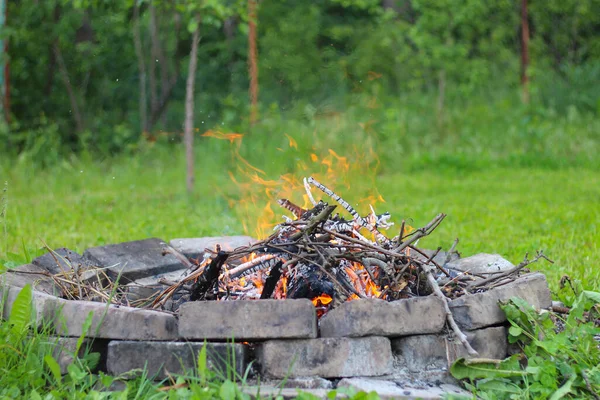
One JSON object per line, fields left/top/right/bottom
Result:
{"left": 29, "top": 389, "right": 42, "bottom": 400}
{"left": 68, "top": 363, "right": 87, "bottom": 382}
{"left": 44, "top": 354, "right": 63, "bottom": 385}
{"left": 98, "top": 372, "right": 114, "bottom": 389}
{"left": 583, "top": 290, "right": 600, "bottom": 304}
{"left": 219, "top": 379, "right": 236, "bottom": 400}
{"left": 508, "top": 326, "right": 523, "bottom": 337}
{"left": 450, "top": 357, "right": 529, "bottom": 380}
{"left": 549, "top": 374, "right": 576, "bottom": 400}
{"left": 9, "top": 284, "right": 33, "bottom": 334}
{"left": 198, "top": 343, "right": 207, "bottom": 384}
{"left": 476, "top": 378, "right": 523, "bottom": 394}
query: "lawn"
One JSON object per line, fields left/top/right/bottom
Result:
{"left": 2, "top": 93, "right": 599, "bottom": 292}
{"left": 1, "top": 96, "right": 599, "bottom": 399}
{"left": 2, "top": 143, "right": 598, "bottom": 293}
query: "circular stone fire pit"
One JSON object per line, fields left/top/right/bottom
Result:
{"left": 1, "top": 177, "right": 554, "bottom": 397}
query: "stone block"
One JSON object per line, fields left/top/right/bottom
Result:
{"left": 319, "top": 296, "right": 445, "bottom": 338}
{"left": 446, "top": 253, "right": 514, "bottom": 275}
{"left": 449, "top": 272, "right": 551, "bottom": 330}
{"left": 52, "top": 299, "right": 178, "bottom": 340}
{"left": 1, "top": 286, "right": 61, "bottom": 327}
{"left": 412, "top": 249, "right": 460, "bottom": 266}
{"left": 337, "top": 378, "right": 471, "bottom": 400}
{"left": 1, "top": 264, "right": 60, "bottom": 295}
{"left": 83, "top": 238, "right": 185, "bottom": 281}
{"left": 2, "top": 286, "right": 177, "bottom": 340}
{"left": 125, "top": 269, "right": 189, "bottom": 304}
{"left": 169, "top": 236, "right": 257, "bottom": 260}
{"left": 52, "top": 337, "right": 108, "bottom": 374}
{"left": 256, "top": 336, "right": 392, "bottom": 378}
{"left": 391, "top": 326, "right": 508, "bottom": 372}
{"left": 243, "top": 387, "right": 330, "bottom": 400}
{"left": 179, "top": 299, "right": 317, "bottom": 340}
{"left": 282, "top": 377, "right": 333, "bottom": 389}
{"left": 32, "top": 248, "right": 94, "bottom": 275}
{"left": 107, "top": 341, "right": 248, "bottom": 380}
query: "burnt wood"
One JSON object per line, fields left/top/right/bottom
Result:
{"left": 190, "top": 251, "right": 229, "bottom": 301}
{"left": 260, "top": 260, "right": 283, "bottom": 299}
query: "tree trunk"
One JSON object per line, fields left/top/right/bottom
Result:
{"left": 54, "top": 44, "right": 85, "bottom": 133}
{"left": 133, "top": 2, "right": 148, "bottom": 133}
{"left": 148, "top": 6, "right": 158, "bottom": 127}
{"left": 520, "top": 0, "right": 530, "bottom": 104}
{"left": 436, "top": 68, "right": 446, "bottom": 122}
{"left": 248, "top": 0, "right": 259, "bottom": 126}
{"left": 0, "top": 0, "right": 9, "bottom": 122}
{"left": 149, "top": 4, "right": 172, "bottom": 129}
{"left": 184, "top": 19, "right": 200, "bottom": 193}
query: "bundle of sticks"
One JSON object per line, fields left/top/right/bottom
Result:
{"left": 152, "top": 176, "right": 551, "bottom": 355}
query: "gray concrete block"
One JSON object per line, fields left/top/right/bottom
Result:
{"left": 2, "top": 285, "right": 177, "bottom": 340}
{"left": 179, "top": 299, "right": 317, "bottom": 340}
{"left": 449, "top": 272, "right": 552, "bottom": 330}
{"left": 391, "top": 326, "right": 508, "bottom": 372}
{"left": 1, "top": 264, "right": 60, "bottom": 295}
{"left": 52, "top": 299, "right": 178, "bottom": 340}
{"left": 107, "top": 341, "right": 248, "bottom": 380}
{"left": 83, "top": 238, "right": 185, "bottom": 281}
{"left": 1, "top": 286, "right": 62, "bottom": 327}
{"left": 319, "top": 296, "right": 446, "bottom": 338}
{"left": 32, "top": 248, "right": 94, "bottom": 275}
{"left": 282, "top": 377, "right": 334, "bottom": 389}
{"left": 257, "top": 336, "right": 392, "bottom": 378}
{"left": 169, "top": 236, "right": 257, "bottom": 260}
{"left": 412, "top": 249, "right": 460, "bottom": 266}
{"left": 243, "top": 386, "right": 331, "bottom": 400}
{"left": 337, "top": 378, "right": 471, "bottom": 400}
{"left": 446, "top": 253, "right": 514, "bottom": 275}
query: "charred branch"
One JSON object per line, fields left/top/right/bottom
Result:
{"left": 190, "top": 251, "right": 228, "bottom": 301}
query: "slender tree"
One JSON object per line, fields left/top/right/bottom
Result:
{"left": 0, "top": 0, "right": 9, "bottom": 123}
{"left": 184, "top": 15, "right": 200, "bottom": 193}
{"left": 248, "top": 0, "right": 259, "bottom": 126}
{"left": 133, "top": 1, "right": 148, "bottom": 132}
{"left": 521, "top": 0, "right": 530, "bottom": 103}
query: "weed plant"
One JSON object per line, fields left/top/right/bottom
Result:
{"left": 451, "top": 281, "right": 600, "bottom": 399}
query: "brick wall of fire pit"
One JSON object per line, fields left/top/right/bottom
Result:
{"left": 1, "top": 236, "right": 553, "bottom": 396}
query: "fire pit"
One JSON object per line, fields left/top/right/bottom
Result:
{"left": 0, "top": 177, "right": 554, "bottom": 396}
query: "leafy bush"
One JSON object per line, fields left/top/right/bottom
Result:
{"left": 451, "top": 284, "right": 600, "bottom": 399}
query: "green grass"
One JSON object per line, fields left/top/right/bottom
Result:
{"left": 1, "top": 152, "right": 598, "bottom": 293}
{"left": 1, "top": 92, "right": 599, "bottom": 292}
{"left": 0, "top": 92, "right": 599, "bottom": 398}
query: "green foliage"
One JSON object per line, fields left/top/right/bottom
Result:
{"left": 3, "top": 0, "right": 599, "bottom": 154}
{"left": 451, "top": 293, "right": 600, "bottom": 399}
{"left": 8, "top": 283, "right": 33, "bottom": 335}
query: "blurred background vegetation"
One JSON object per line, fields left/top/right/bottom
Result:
{"left": 0, "top": 0, "right": 598, "bottom": 161}
{"left": 0, "top": 0, "right": 599, "bottom": 290}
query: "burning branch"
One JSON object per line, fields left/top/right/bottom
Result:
{"left": 148, "top": 176, "right": 550, "bottom": 355}
{"left": 422, "top": 262, "right": 478, "bottom": 356}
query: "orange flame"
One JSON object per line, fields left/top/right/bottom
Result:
{"left": 311, "top": 294, "right": 333, "bottom": 306}
{"left": 201, "top": 130, "right": 244, "bottom": 144}
{"left": 285, "top": 134, "right": 298, "bottom": 149}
